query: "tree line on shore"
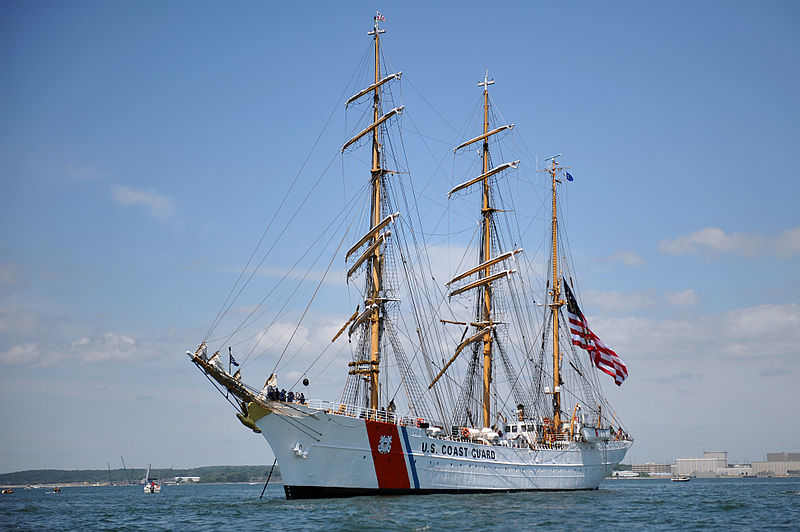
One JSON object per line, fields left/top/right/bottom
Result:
{"left": 0, "top": 465, "right": 280, "bottom": 485}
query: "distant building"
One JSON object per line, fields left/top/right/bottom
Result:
{"left": 175, "top": 476, "right": 201, "bottom": 483}
{"left": 632, "top": 463, "right": 672, "bottom": 475}
{"left": 716, "top": 464, "right": 753, "bottom": 477}
{"left": 766, "top": 452, "right": 800, "bottom": 462}
{"left": 675, "top": 451, "right": 727, "bottom": 477}
{"left": 752, "top": 452, "right": 800, "bottom": 477}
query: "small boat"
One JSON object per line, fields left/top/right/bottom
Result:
{"left": 53, "top": 486, "right": 62, "bottom": 493}
{"left": 143, "top": 464, "right": 161, "bottom": 493}
{"left": 671, "top": 476, "right": 691, "bottom": 482}
{"left": 1, "top": 488, "right": 13, "bottom": 494}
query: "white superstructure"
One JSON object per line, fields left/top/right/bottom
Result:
{"left": 238, "top": 398, "right": 630, "bottom": 497}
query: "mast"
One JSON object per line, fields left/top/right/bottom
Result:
{"left": 341, "top": 14, "right": 404, "bottom": 411}
{"left": 545, "top": 155, "right": 565, "bottom": 430}
{"left": 367, "top": 15, "right": 386, "bottom": 411}
{"left": 444, "top": 73, "right": 518, "bottom": 428}
{"left": 478, "top": 72, "right": 494, "bottom": 428}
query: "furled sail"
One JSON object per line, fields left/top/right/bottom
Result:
{"left": 345, "top": 72, "right": 402, "bottom": 107}
{"left": 348, "top": 304, "right": 378, "bottom": 337}
{"left": 447, "top": 249, "right": 523, "bottom": 286}
{"left": 448, "top": 269, "right": 515, "bottom": 297}
{"left": 453, "top": 124, "right": 514, "bottom": 152}
{"left": 346, "top": 231, "right": 389, "bottom": 279}
{"left": 345, "top": 212, "right": 399, "bottom": 261}
{"left": 341, "top": 107, "right": 404, "bottom": 152}
{"left": 447, "top": 160, "right": 519, "bottom": 197}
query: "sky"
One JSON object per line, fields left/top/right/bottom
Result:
{"left": 1, "top": 1, "right": 799, "bottom": 472}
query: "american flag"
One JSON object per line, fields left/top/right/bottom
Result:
{"left": 376, "top": 12, "right": 385, "bottom": 22}
{"left": 563, "top": 279, "right": 628, "bottom": 386}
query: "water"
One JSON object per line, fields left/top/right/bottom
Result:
{"left": 2, "top": 479, "right": 799, "bottom": 530}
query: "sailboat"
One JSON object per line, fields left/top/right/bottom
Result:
{"left": 188, "top": 13, "right": 632, "bottom": 499}
{"left": 143, "top": 464, "right": 161, "bottom": 493}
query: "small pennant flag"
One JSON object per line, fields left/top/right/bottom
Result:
{"left": 565, "top": 172, "right": 574, "bottom": 181}
{"left": 229, "top": 354, "right": 239, "bottom": 367}
{"left": 376, "top": 12, "right": 385, "bottom": 22}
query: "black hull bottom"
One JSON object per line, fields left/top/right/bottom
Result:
{"left": 283, "top": 484, "right": 599, "bottom": 499}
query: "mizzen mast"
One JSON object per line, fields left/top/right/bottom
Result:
{"left": 543, "top": 154, "right": 568, "bottom": 430}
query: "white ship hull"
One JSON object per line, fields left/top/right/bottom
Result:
{"left": 254, "top": 401, "right": 631, "bottom": 499}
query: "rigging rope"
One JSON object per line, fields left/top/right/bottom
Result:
{"left": 204, "top": 43, "right": 373, "bottom": 342}
{"left": 268, "top": 204, "right": 355, "bottom": 377}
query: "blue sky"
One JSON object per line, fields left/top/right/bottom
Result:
{"left": 1, "top": 1, "right": 799, "bottom": 472}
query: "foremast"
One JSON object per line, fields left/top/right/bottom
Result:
{"left": 341, "top": 15, "right": 403, "bottom": 411}
{"left": 366, "top": 16, "right": 385, "bottom": 411}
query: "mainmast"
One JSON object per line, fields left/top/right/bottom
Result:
{"left": 367, "top": 15, "right": 386, "bottom": 411}
{"left": 443, "top": 74, "right": 518, "bottom": 429}
{"left": 478, "top": 72, "right": 494, "bottom": 428}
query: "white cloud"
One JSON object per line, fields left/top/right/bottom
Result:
{"left": 582, "top": 289, "right": 657, "bottom": 314}
{"left": 61, "top": 162, "right": 104, "bottom": 183}
{"left": 599, "top": 250, "right": 645, "bottom": 266}
{"left": 0, "top": 263, "right": 21, "bottom": 293}
{"left": 665, "top": 289, "right": 699, "bottom": 306}
{"left": 760, "top": 368, "right": 790, "bottom": 377}
{"left": 73, "top": 332, "right": 139, "bottom": 363}
{"left": 594, "top": 302, "right": 800, "bottom": 361}
{"left": 252, "top": 265, "right": 348, "bottom": 286}
{"left": 111, "top": 185, "right": 175, "bottom": 220}
{"left": 0, "top": 332, "right": 155, "bottom": 367}
{"left": 774, "top": 227, "right": 800, "bottom": 257}
{"left": 659, "top": 226, "right": 800, "bottom": 257}
{"left": 0, "top": 342, "right": 40, "bottom": 365}
{"left": 230, "top": 305, "right": 261, "bottom": 315}
{"left": 0, "top": 307, "right": 40, "bottom": 335}
{"left": 720, "top": 303, "right": 800, "bottom": 358}
{"left": 652, "top": 371, "right": 704, "bottom": 384}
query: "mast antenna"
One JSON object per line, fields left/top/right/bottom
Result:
{"left": 478, "top": 70, "right": 494, "bottom": 89}
{"left": 369, "top": 11, "right": 386, "bottom": 36}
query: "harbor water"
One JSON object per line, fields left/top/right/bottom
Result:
{"left": 2, "top": 478, "right": 799, "bottom": 530}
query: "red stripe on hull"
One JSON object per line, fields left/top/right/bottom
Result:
{"left": 365, "top": 420, "right": 410, "bottom": 490}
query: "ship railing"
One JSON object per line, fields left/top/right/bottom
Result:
{"left": 533, "top": 431, "right": 571, "bottom": 450}
{"left": 300, "top": 400, "right": 581, "bottom": 449}
{"left": 305, "top": 400, "right": 423, "bottom": 426}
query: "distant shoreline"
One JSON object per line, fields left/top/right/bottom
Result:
{"left": 0, "top": 481, "right": 282, "bottom": 489}
{"left": 0, "top": 465, "right": 280, "bottom": 488}
{"left": 4, "top": 476, "right": 798, "bottom": 490}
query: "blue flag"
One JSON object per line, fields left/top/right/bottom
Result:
{"left": 229, "top": 354, "right": 239, "bottom": 367}
{"left": 566, "top": 172, "right": 574, "bottom": 181}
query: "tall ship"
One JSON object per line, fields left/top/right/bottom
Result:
{"left": 189, "top": 14, "right": 632, "bottom": 499}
